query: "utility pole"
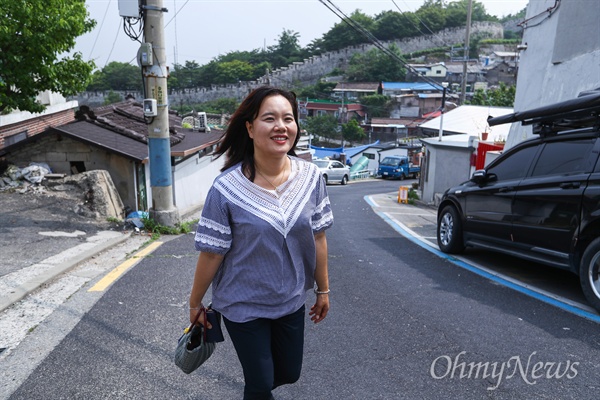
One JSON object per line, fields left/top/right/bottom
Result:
{"left": 460, "top": 0, "right": 473, "bottom": 104}
{"left": 142, "top": 0, "right": 180, "bottom": 227}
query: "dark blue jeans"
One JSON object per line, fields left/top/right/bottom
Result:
{"left": 223, "top": 305, "right": 306, "bottom": 400}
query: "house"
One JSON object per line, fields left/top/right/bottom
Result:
{"left": 405, "top": 63, "right": 448, "bottom": 81}
{"left": 0, "top": 91, "right": 77, "bottom": 150}
{"left": 417, "top": 105, "right": 513, "bottom": 205}
{"left": 379, "top": 82, "right": 450, "bottom": 119}
{"left": 444, "top": 61, "right": 485, "bottom": 92}
{"left": 332, "top": 82, "right": 379, "bottom": 101}
{"left": 1, "top": 100, "right": 224, "bottom": 216}
{"left": 364, "top": 117, "right": 427, "bottom": 145}
{"left": 298, "top": 99, "right": 366, "bottom": 122}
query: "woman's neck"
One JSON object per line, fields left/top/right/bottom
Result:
{"left": 254, "top": 155, "right": 289, "bottom": 177}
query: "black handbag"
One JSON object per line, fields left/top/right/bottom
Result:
{"left": 174, "top": 305, "right": 223, "bottom": 374}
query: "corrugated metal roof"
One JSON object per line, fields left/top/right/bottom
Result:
{"left": 381, "top": 82, "right": 442, "bottom": 91}
{"left": 419, "top": 105, "right": 513, "bottom": 141}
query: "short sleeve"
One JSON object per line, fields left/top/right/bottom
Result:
{"left": 311, "top": 173, "right": 334, "bottom": 233}
{"left": 194, "top": 185, "right": 232, "bottom": 254}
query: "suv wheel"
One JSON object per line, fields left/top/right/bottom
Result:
{"left": 579, "top": 238, "right": 600, "bottom": 311}
{"left": 437, "top": 205, "right": 465, "bottom": 254}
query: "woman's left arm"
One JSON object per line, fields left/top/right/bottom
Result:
{"left": 309, "top": 231, "right": 330, "bottom": 323}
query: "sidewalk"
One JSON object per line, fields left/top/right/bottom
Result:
{"left": 0, "top": 188, "right": 203, "bottom": 314}
{"left": 367, "top": 190, "right": 439, "bottom": 249}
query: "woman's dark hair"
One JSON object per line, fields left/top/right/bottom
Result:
{"left": 215, "top": 86, "right": 300, "bottom": 180}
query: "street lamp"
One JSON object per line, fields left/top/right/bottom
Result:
{"left": 438, "top": 82, "right": 449, "bottom": 141}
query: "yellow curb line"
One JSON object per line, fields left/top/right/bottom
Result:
{"left": 88, "top": 241, "right": 163, "bottom": 292}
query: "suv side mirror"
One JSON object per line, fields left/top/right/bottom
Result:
{"left": 471, "top": 169, "right": 487, "bottom": 183}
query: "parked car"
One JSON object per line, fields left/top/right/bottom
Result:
{"left": 377, "top": 155, "right": 420, "bottom": 180}
{"left": 436, "top": 90, "right": 600, "bottom": 312}
{"left": 313, "top": 159, "right": 350, "bottom": 185}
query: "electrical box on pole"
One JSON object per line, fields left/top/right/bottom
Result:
{"left": 118, "top": 0, "right": 140, "bottom": 18}
{"left": 138, "top": 43, "right": 153, "bottom": 66}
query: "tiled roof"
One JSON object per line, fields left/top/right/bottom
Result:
{"left": 53, "top": 100, "right": 224, "bottom": 161}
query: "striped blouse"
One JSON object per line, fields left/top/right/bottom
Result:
{"left": 194, "top": 156, "right": 334, "bottom": 323}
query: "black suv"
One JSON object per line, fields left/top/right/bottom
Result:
{"left": 436, "top": 90, "right": 600, "bottom": 312}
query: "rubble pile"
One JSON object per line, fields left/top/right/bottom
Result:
{"left": 0, "top": 163, "right": 56, "bottom": 194}
{"left": 1, "top": 163, "right": 124, "bottom": 221}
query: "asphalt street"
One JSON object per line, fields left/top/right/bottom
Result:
{"left": 4, "top": 179, "right": 600, "bottom": 399}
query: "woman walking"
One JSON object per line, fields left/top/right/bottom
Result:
{"left": 188, "top": 86, "right": 333, "bottom": 399}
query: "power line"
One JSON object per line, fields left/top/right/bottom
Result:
{"left": 104, "top": 19, "right": 122, "bottom": 67}
{"left": 319, "top": 0, "right": 445, "bottom": 90}
{"left": 89, "top": 0, "right": 112, "bottom": 61}
{"left": 392, "top": 0, "right": 449, "bottom": 48}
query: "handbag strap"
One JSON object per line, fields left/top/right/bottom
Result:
{"left": 189, "top": 306, "right": 208, "bottom": 341}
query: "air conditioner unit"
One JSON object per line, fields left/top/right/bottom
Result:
{"left": 197, "top": 112, "right": 210, "bottom": 132}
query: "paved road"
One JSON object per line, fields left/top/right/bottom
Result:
{"left": 5, "top": 179, "right": 600, "bottom": 399}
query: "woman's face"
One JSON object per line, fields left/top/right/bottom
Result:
{"left": 246, "top": 94, "right": 298, "bottom": 159}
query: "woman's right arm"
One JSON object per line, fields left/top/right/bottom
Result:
{"left": 189, "top": 251, "right": 224, "bottom": 324}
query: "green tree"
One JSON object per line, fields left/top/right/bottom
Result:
{"left": 321, "top": 10, "right": 376, "bottom": 52}
{"left": 267, "top": 30, "right": 307, "bottom": 68}
{"left": 346, "top": 44, "right": 406, "bottom": 82}
{"left": 373, "top": 11, "right": 413, "bottom": 40}
{"left": 200, "top": 98, "right": 239, "bottom": 115}
{"left": 295, "top": 81, "right": 337, "bottom": 100}
{"left": 103, "top": 91, "right": 123, "bottom": 105}
{"left": 341, "top": 119, "right": 366, "bottom": 143}
{"left": 87, "top": 62, "right": 142, "bottom": 91}
{"left": 360, "top": 94, "right": 392, "bottom": 118}
{"left": 0, "top": 0, "right": 96, "bottom": 113}
{"left": 467, "top": 82, "right": 516, "bottom": 107}
{"left": 445, "top": 0, "right": 493, "bottom": 28}
{"left": 414, "top": 0, "right": 446, "bottom": 32}
{"left": 214, "top": 60, "right": 255, "bottom": 84}
{"left": 301, "top": 114, "right": 340, "bottom": 143}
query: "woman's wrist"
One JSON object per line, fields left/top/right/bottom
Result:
{"left": 314, "top": 287, "right": 330, "bottom": 295}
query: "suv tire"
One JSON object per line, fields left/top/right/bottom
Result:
{"left": 437, "top": 205, "right": 465, "bottom": 254}
{"left": 579, "top": 238, "right": 600, "bottom": 311}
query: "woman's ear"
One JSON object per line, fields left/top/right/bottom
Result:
{"left": 245, "top": 121, "right": 254, "bottom": 139}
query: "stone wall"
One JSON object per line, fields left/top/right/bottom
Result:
{"left": 72, "top": 22, "right": 503, "bottom": 108}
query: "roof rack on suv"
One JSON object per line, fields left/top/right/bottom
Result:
{"left": 488, "top": 90, "right": 600, "bottom": 137}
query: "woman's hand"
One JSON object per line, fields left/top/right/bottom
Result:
{"left": 309, "top": 294, "right": 330, "bottom": 324}
{"left": 189, "top": 306, "right": 212, "bottom": 329}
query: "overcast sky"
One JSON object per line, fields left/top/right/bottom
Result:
{"left": 74, "top": 0, "right": 529, "bottom": 69}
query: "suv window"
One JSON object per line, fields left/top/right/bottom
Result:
{"left": 531, "top": 138, "right": 596, "bottom": 177}
{"left": 487, "top": 145, "right": 539, "bottom": 181}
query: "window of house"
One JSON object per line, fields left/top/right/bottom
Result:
{"left": 4, "top": 131, "right": 27, "bottom": 147}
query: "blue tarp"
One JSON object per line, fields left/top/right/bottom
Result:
{"left": 310, "top": 141, "right": 380, "bottom": 162}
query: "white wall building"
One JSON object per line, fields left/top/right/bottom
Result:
{"left": 505, "top": 0, "right": 600, "bottom": 149}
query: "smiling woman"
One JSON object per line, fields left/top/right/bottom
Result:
{"left": 186, "top": 86, "right": 334, "bottom": 399}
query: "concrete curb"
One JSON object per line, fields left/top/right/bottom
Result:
{"left": 0, "top": 231, "right": 130, "bottom": 313}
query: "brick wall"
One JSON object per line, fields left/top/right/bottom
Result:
{"left": 0, "top": 108, "right": 76, "bottom": 150}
